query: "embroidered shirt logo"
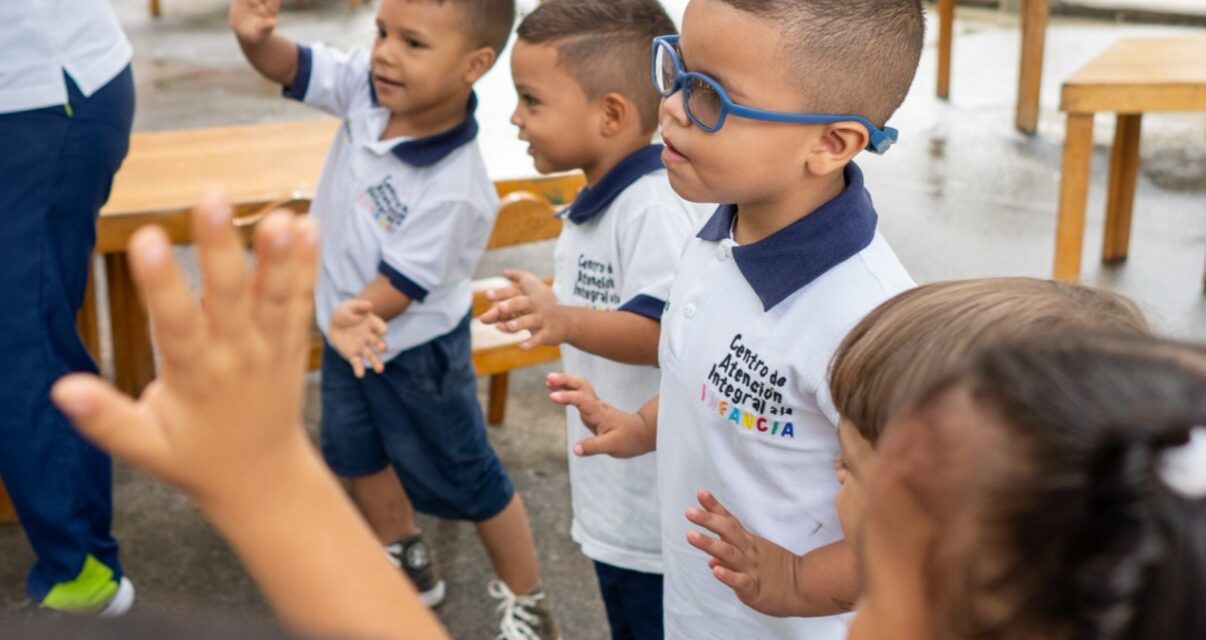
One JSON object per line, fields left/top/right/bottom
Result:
{"left": 357, "top": 176, "right": 409, "bottom": 233}
{"left": 700, "top": 333, "right": 796, "bottom": 438}
{"left": 572, "top": 253, "right": 621, "bottom": 307}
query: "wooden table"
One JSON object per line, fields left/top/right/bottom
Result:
{"left": 93, "top": 119, "right": 340, "bottom": 394}
{"left": 1053, "top": 37, "right": 1206, "bottom": 282}
{"left": 936, "top": 0, "right": 1050, "bottom": 134}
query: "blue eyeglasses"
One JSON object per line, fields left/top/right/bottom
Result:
{"left": 651, "top": 35, "right": 898, "bottom": 154}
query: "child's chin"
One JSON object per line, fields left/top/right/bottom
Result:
{"left": 665, "top": 170, "right": 712, "bottom": 204}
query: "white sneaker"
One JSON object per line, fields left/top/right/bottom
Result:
{"left": 97, "top": 577, "right": 135, "bottom": 617}
{"left": 488, "top": 580, "right": 560, "bottom": 640}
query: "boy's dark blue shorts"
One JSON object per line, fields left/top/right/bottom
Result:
{"left": 593, "top": 561, "right": 664, "bottom": 640}
{"left": 319, "top": 313, "right": 514, "bottom": 522}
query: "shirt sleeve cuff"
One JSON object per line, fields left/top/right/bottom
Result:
{"left": 282, "top": 44, "right": 313, "bottom": 101}
{"left": 378, "top": 262, "right": 429, "bottom": 302}
{"left": 618, "top": 294, "right": 666, "bottom": 321}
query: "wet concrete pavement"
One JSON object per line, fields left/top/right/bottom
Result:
{"left": 1, "top": 1, "right": 1203, "bottom": 638}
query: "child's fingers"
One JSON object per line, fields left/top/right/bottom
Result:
{"left": 548, "top": 389, "right": 595, "bottom": 409}
{"left": 350, "top": 356, "right": 366, "bottom": 379}
{"left": 128, "top": 225, "right": 205, "bottom": 368}
{"left": 520, "top": 330, "right": 547, "bottom": 351}
{"left": 193, "top": 192, "right": 252, "bottom": 342}
{"left": 52, "top": 374, "right": 169, "bottom": 476}
{"left": 497, "top": 296, "right": 533, "bottom": 321}
{"left": 687, "top": 505, "right": 748, "bottom": 547}
{"left": 573, "top": 430, "right": 638, "bottom": 458}
{"left": 698, "top": 489, "right": 735, "bottom": 519}
{"left": 286, "top": 217, "right": 319, "bottom": 357}
{"left": 368, "top": 313, "right": 388, "bottom": 337}
{"left": 503, "top": 269, "right": 536, "bottom": 286}
{"left": 712, "top": 566, "right": 755, "bottom": 598}
{"left": 342, "top": 299, "right": 374, "bottom": 317}
{"left": 504, "top": 313, "right": 541, "bottom": 335}
{"left": 365, "top": 350, "right": 385, "bottom": 374}
{"left": 485, "top": 285, "right": 520, "bottom": 303}
{"left": 685, "top": 529, "right": 744, "bottom": 569}
{"left": 250, "top": 210, "right": 297, "bottom": 340}
{"left": 547, "top": 372, "right": 588, "bottom": 393}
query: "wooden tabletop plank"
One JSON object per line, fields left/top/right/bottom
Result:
{"left": 1062, "top": 37, "right": 1206, "bottom": 113}
{"left": 102, "top": 118, "right": 339, "bottom": 219}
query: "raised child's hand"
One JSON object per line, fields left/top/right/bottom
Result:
{"left": 328, "top": 299, "right": 388, "bottom": 378}
{"left": 229, "top": 0, "right": 282, "bottom": 44}
{"left": 547, "top": 372, "right": 656, "bottom": 458}
{"left": 51, "top": 192, "right": 317, "bottom": 507}
{"left": 685, "top": 489, "right": 804, "bottom": 617}
{"left": 481, "top": 269, "right": 568, "bottom": 350}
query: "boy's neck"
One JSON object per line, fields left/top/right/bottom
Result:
{"left": 731, "top": 169, "right": 847, "bottom": 245}
{"left": 581, "top": 137, "right": 655, "bottom": 188}
{"left": 381, "top": 89, "right": 473, "bottom": 141}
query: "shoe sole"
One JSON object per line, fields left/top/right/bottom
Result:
{"left": 98, "top": 578, "right": 135, "bottom": 618}
{"left": 419, "top": 580, "right": 447, "bottom": 608}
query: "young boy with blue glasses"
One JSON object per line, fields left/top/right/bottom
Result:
{"left": 548, "top": 1, "right": 925, "bottom": 638}
{"left": 228, "top": 1, "right": 559, "bottom": 637}
{"left": 483, "top": 1, "right": 698, "bottom": 637}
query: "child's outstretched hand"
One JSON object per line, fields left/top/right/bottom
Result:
{"left": 328, "top": 299, "right": 388, "bottom": 378}
{"left": 686, "top": 489, "right": 804, "bottom": 617}
{"left": 547, "top": 373, "right": 656, "bottom": 458}
{"left": 481, "top": 269, "right": 568, "bottom": 350}
{"left": 229, "top": 0, "right": 281, "bottom": 44}
{"left": 51, "top": 193, "right": 317, "bottom": 504}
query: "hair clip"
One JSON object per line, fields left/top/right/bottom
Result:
{"left": 1157, "top": 426, "right": 1206, "bottom": 499}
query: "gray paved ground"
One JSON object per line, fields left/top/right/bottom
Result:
{"left": 1, "top": 1, "right": 1204, "bottom": 638}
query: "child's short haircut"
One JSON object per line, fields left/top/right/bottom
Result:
{"left": 828, "top": 278, "right": 1150, "bottom": 444}
{"left": 516, "top": 0, "right": 677, "bottom": 133}
{"left": 717, "top": 0, "right": 925, "bottom": 126}
{"left": 443, "top": 0, "right": 516, "bottom": 55}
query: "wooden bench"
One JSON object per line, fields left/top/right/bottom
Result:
{"left": 88, "top": 118, "right": 584, "bottom": 423}
{"left": 935, "top": 0, "right": 1050, "bottom": 134}
{"left": 1052, "top": 36, "right": 1206, "bottom": 283}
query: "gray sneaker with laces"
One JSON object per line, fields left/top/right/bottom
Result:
{"left": 488, "top": 580, "right": 560, "bottom": 640}
{"left": 386, "top": 534, "right": 446, "bottom": 608}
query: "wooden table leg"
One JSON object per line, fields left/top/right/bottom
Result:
{"left": 0, "top": 479, "right": 17, "bottom": 525}
{"left": 105, "top": 253, "right": 155, "bottom": 396}
{"left": 1016, "top": 0, "right": 1049, "bottom": 134}
{"left": 1054, "top": 113, "right": 1095, "bottom": 282}
{"left": 1103, "top": 113, "right": 1142, "bottom": 264}
{"left": 936, "top": 0, "right": 955, "bottom": 100}
{"left": 487, "top": 373, "right": 509, "bottom": 426}
{"left": 77, "top": 260, "right": 100, "bottom": 363}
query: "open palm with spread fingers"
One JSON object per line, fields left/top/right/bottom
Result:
{"left": 51, "top": 191, "right": 318, "bottom": 505}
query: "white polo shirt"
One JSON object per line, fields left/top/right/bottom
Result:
{"left": 0, "top": 2, "right": 132, "bottom": 114}
{"left": 553, "top": 145, "right": 698, "bottom": 574}
{"left": 285, "top": 44, "right": 498, "bottom": 359}
{"left": 657, "top": 163, "right": 914, "bottom": 639}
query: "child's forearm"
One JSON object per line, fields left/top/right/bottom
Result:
{"left": 787, "top": 540, "right": 861, "bottom": 616}
{"left": 201, "top": 436, "right": 449, "bottom": 640}
{"left": 561, "top": 307, "right": 660, "bottom": 365}
{"left": 359, "top": 275, "right": 414, "bottom": 321}
{"left": 237, "top": 32, "right": 300, "bottom": 88}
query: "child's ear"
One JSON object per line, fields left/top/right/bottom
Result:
{"left": 805, "top": 122, "right": 871, "bottom": 177}
{"left": 597, "top": 92, "right": 633, "bottom": 138}
{"left": 462, "top": 46, "right": 497, "bottom": 85}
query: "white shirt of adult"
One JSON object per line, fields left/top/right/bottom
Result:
{"left": 657, "top": 163, "right": 915, "bottom": 639}
{"left": 0, "top": 1, "right": 132, "bottom": 114}
{"left": 554, "top": 145, "right": 699, "bottom": 574}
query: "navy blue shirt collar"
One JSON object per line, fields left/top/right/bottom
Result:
{"left": 697, "top": 162, "right": 878, "bottom": 311}
{"left": 563, "top": 145, "right": 665, "bottom": 224}
{"left": 379, "top": 92, "right": 480, "bottom": 167}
